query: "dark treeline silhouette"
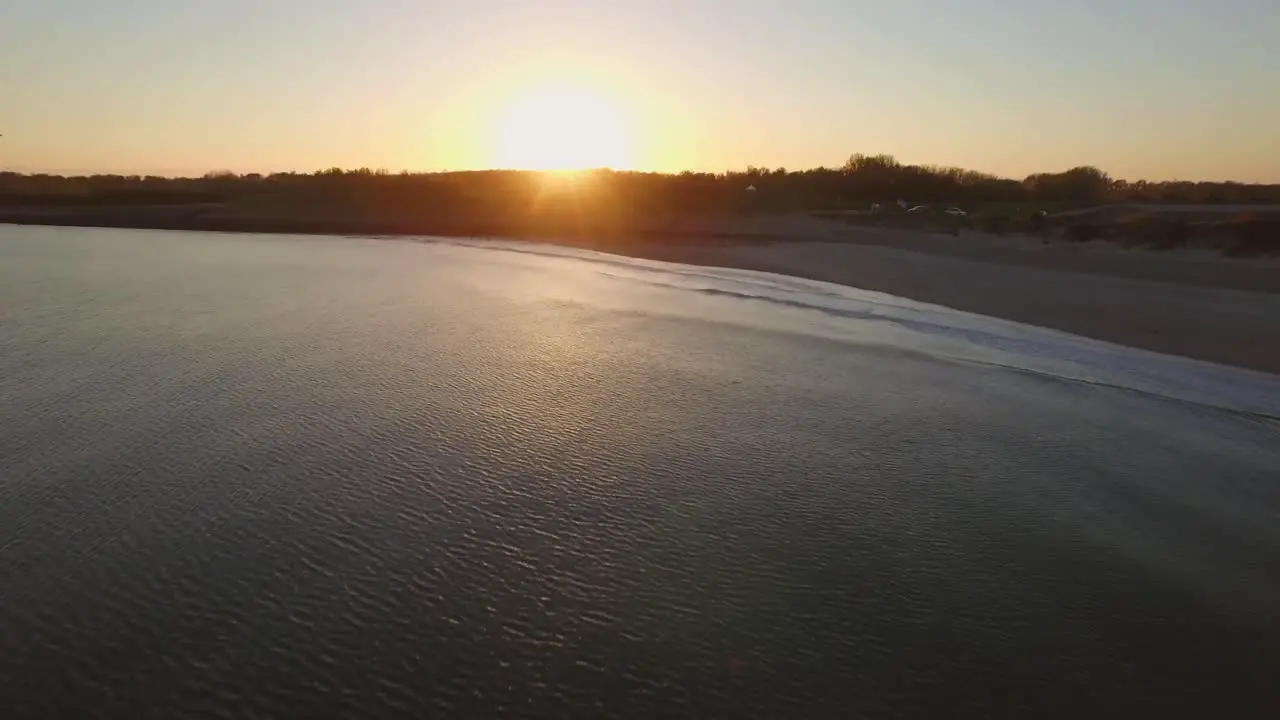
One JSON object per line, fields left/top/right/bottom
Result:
{"left": 3, "top": 154, "right": 1279, "bottom": 212}
{"left": 3, "top": 155, "right": 1278, "bottom": 254}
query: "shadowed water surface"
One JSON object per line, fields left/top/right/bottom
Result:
{"left": 1, "top": 226, "right": 1278, "bottom": 718}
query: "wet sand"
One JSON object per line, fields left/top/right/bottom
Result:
{"left": 568, "top": 221, "right": 1280, "bottom": 376}
{"left": 709, "top": 240, "right": 1280, "bottom": 375}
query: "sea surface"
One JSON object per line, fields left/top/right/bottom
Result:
{"left": 1, "top": 226, "right": 1277, "bottom": 718}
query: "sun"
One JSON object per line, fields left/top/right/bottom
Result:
{"left": 490, "top": 83, "right": 634, "bottom": 171}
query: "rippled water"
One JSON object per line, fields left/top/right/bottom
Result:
{"left": 1, "top": 226, "right": 1277, "bottom": 718}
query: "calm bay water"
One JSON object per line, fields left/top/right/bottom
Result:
{"left": 1, "top": 226, "right": 1277, "bottom": 718}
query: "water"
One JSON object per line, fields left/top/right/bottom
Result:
{"left": 1, "top": 226, "right": 1277, "bottom": 718}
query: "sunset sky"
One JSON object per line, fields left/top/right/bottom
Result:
{"left": 2, "top": 0, "right": 1277, "bottom": 181}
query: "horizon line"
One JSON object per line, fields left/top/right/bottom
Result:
{"left": 3, "top": 163, "right": 1278, "bottom": 187}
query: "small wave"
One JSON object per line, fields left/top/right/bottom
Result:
{"left": 446, "top": 238, "right": 1280, "bottom": 420}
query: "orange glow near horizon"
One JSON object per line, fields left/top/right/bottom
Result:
{"left": 488, "top": 83, "right": 636, "bottom": 171}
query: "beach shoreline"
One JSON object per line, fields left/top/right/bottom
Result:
{"left": 5, "top": 211, "right": 1279, "bottom": 375}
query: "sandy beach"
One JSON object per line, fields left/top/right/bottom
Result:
{"left": 571, "top": 218, "right": 1280, "bottom": 376}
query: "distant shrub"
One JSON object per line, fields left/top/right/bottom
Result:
{"left": 1113, "top": 214, "right": 1191, "bottom": 250}
{"left": 1008, "top": 212, "right": 1047, "bottom": 234}
{"left": 1224, "top": 214, "right": 1280, "bottom": 256}
{"left": 1063, "top": 222, "right": 1105, "bottom": 243}
{"left": 1112, "top": 214, "right": 1154, "bottom": 247}
{"left": 1152, "top": 218, "right": 1192, "bottom": 250}
{"left": 975, "top": 214, "right": 1010, "bottom": 234}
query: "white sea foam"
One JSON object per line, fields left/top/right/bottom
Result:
{"left": 450, "top": 238, "right": 1280, "bottom": 419}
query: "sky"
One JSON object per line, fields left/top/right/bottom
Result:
{"left": 2, "top": 0, "right": 1277, "bottom": 182}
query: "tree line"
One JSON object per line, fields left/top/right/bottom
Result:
{"left": 2, "top": 154, "right": 1277, "bottom": 213}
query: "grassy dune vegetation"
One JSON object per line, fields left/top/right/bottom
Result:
{"left": 2, "top": 155, "right": 1278, "bottom": 254}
